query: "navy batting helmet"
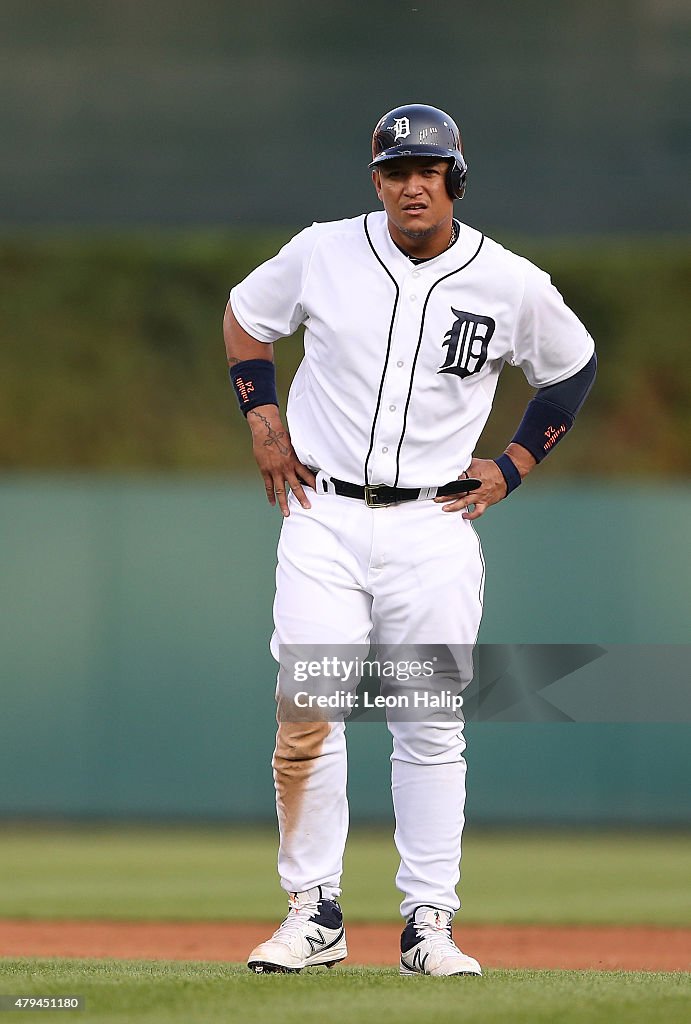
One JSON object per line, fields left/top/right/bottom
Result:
{"left": 369, "top": 103, "right": 467, "bottom": 200}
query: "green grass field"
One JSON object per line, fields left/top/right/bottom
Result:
{"left": 1, "top": 960, "right": 689, "bottom": 1024}
{"left": 0, "top": 825, "right": 689, "bottom": 925}
{"left": 0, "top": 827, "right": 689, "bottom": 1023}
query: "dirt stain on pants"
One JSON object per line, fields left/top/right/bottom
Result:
{"left": 272, "top": 717, "right": 330, "bottom": 842}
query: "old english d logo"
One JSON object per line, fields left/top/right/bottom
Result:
{"left": 439, "top": 308, "right": 495, "bottom": 379}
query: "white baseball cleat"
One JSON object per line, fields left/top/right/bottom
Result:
{"left": 399, "top": 906, "right": 482, "bottom": 977}
{"left": 247, "top": 886, "right": 347, "bottom": 974}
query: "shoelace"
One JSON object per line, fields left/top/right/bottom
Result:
{"left": 413, "top": 923, "right": 462, "bottom": 956}
{"left": 271, "top": 903, "right": 320, "bottom": 942}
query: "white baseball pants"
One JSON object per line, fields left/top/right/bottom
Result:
{"left": 270, "top": 487, "right": 484, "bottom": 919}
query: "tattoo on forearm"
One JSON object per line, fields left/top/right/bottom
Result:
{"left": 249, "top": 410, "right": 291, "bottom": 456}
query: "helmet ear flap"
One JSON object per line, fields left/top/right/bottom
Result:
{"left": 446, "top": 159, "right": 467, "bottom": 201}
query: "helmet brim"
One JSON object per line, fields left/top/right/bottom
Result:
{"left": 368, "top": 145, "right": 459, "bottom": 170}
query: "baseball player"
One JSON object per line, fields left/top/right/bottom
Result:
{"left": 224, "top": 103, "right": 596, "bottom": 976}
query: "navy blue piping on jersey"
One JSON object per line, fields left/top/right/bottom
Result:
{"left": 469, "top": 520, "right": 486, "bottom": 646}
{"left": 393, "top": 234, "right": 486, "bottom": 487}
{"left": 362, "top": 213, "right": 401, "bottom": 486}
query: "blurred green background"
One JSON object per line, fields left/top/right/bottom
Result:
{"left": 0, "top": 1, "right": 689, "bottom": 828}
{"left": 1, "top": 0, "right": 689, "bottom": 233}
{"left": 1, "top": 824, "right": 689, "bottom": 924}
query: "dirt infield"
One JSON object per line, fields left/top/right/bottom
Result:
{"left": 1, "top": 920, "right": 689, "bottom": 971}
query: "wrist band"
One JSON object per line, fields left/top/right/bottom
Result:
{"left": 229, "top": 359, "right": 278, "bottom": 416}
{"left": 494, "top": 453, "right": 522, "bottom": 495}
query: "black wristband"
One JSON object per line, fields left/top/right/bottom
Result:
{"left": 229, "top": 359, "right": 278, "bottom": 416}
{"left": 494, "top": 453, "right": 522, "bottom": 495}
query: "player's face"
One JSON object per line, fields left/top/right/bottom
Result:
{"left": 372, "top": 157, "right": 454, "bottom": 253}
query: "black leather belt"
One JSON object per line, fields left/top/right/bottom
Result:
{"left": 325, "top": 476, "right": 482, "bottom": 508}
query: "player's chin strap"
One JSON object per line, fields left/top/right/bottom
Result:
{"left": 314, "top": 471, "right": 481, "bottom": 508}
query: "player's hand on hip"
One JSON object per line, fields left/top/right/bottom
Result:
{"left": 434, "top": 458, "right": 508, "bottom": 520}
{"left": 246, "top": 406, "right": 316, "bottom": 516}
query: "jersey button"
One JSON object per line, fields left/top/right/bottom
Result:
{"left": 389, "top": 404, "right": 396, "bottom": 412}
{"left": 382, "top": 446, "right": 389, "bottom": 453}
{"left": 396, "top": 360, "right": 404, "bottom": 368}
{"left": 412, "top": 271, "right": 421, "bottom": 279}
{"left": 410, "top": 294, "right": 417, "bottom": 302}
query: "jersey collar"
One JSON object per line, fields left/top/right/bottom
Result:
{"left": 367, "top": 210, "right": 480, "bottom": 280}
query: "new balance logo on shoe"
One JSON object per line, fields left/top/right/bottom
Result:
{"left": 400, "top": 907, "right": 482, "bottom": 977}
{"left": 247, "top": 888, "right": 348, "bottom": 974}
{"left": 410, "top": 947, "right": 430, "bottom": 972}
{"left": 305, "top": 929, "right": 327, "bottom": 954}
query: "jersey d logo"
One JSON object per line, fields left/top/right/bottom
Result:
{"left": 438, "top": 308, "right": 495, "bottom": 379}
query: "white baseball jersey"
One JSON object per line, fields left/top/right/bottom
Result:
{"left": 230, "top": 210, "right": 594, "bottom": 486}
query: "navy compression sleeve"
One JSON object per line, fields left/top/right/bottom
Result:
{"left": 512, "top": 352, "right": 597, "bottom": 462}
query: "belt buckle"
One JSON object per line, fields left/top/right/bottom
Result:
{"left": 364, "top": 484, "right": 392, "bottom": 508}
